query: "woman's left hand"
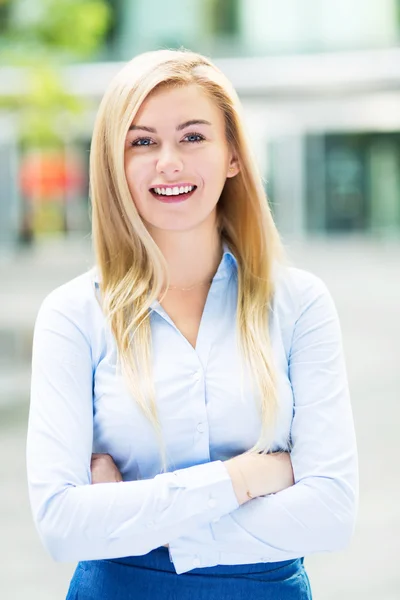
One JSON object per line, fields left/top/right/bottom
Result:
{"left": 90, "top": 453, "right": 169, "bottom": 548}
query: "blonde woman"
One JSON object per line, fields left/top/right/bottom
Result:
{"left": 26, "top": 49, "right": 358, "bottom": 599}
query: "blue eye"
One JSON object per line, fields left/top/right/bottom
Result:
{"left": 130, "top": 133, "right": 205, "bottom": 147}
{"left": 184, "top": 133, "right": 205, "bottom": 143}
{"left": 131, "top": 137, "right": 154, "bottom": 147}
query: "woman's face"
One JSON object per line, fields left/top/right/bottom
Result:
{"left": 124, "top": 84, "right": 239, "bottom": 233}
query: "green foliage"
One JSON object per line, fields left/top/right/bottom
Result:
{"left": 1, "top": 0, "right": 112, "bottom": 148}
{"left": 21, "top": 0, "right": 111, "bottom": 59}
{"left": 6, "top": 65, "right": 84, "bottom": 148}
{"left": 2, "top": 0, "right": 112, "bottom": 59}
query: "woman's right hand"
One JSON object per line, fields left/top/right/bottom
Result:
{"left": 90, "top": 453, "right": 123, "bottom": 484}
{"left": 224, "top": 451, "right": 294, "bottom": 505}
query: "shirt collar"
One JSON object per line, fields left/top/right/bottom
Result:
{"left": 214, "top": 239, "right": 237, "bottom": 280}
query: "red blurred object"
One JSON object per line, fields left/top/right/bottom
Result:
{"left": 19, "top": 150, "right": 85, "bottom": 201}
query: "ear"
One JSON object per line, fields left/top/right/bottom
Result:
{"left": 226, "top": 156, "right": 240, "bottom": 178}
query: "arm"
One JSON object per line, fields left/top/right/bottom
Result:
{"left": 90, "top": 452, "right": 294, "bottom": 548}
{"left": 168, "top": 273, "right": 359, "bottom": 573}
{"left": 26, "top": 288, "right": 240, "bottom": 563}
{"left": 90, "top": 450, "right": 295, "bottom": 547}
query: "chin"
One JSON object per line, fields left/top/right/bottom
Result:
{"left": 144, "top": 214, "right": 206, "bottom": 232}
{"left": 154, "top": 221, "right": 202, "bottom": 232}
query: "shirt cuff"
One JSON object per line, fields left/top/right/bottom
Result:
{"left": 168, "top": 525, "right": 220, "bottom": 574}
{"left": 172, "top": 459, "right": 239, "bottom": 517}
{"left": 168, "top": 460, "right": 239, "bottom": 574}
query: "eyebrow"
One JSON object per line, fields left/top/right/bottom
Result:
{"left": 128, "top": 119, "right": 212, "bottom": 133}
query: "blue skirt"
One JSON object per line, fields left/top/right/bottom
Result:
{"left": 66, "top": 546, "right": 312, "bottom": 599}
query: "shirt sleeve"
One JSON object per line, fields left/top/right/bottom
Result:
{"left": 26, "top": 286, "right": 239, "bottom": 563}
{"left": 168, "top": 272, "right": 359, "bottom": 574}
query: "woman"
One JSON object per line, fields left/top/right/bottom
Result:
{"left": 26, "top": 49, "right": 358, "bottom": 599}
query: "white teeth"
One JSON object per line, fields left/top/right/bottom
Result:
{"left": 152, "top": 185, "right": 195, "bottom": 196}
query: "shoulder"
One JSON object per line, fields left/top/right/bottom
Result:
{"left": 35, "top": 267, "right": 103, "bottom": 341}
{"left": 273, "top": 263, "right": 331, "bottom": 320}
{"left": 270, "top": 264, "right": 339, "bottom": 358}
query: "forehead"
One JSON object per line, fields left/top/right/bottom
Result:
{"left": 132, "top": 84, "right": 223, "bottom": 126}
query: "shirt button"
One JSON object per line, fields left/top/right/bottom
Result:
{"left": 192, "top": 371, "right": 201, "bottom": 382}
{"left": 193, "top": 557, "right": 201, "bottom": 568}
{"left": 208, "top": 498, "right": 217, "bottom": 508}
{"left": 196, "top": 423, "right": 205, "bottom": 433}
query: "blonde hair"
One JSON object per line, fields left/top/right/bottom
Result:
{"left": 90, "top": 49, "right": 287, "bottom": 471}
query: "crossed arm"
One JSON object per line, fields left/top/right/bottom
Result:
{"left": 90, "top": 450, "right": 296, "bottom": 548}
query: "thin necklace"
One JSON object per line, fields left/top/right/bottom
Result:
{"left": 167, "top": 279, "right": 213, "bottom": 292}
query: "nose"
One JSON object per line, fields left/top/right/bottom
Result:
{"left": 156, "top": 144, "right": 183, "bottom": 176}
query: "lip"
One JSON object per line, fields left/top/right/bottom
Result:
{"left": 149, "top": 185, "right": 197, "bottom": 204}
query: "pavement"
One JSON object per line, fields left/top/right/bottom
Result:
{"left": 0, "top": 234, "right": 399, "bottom": 599}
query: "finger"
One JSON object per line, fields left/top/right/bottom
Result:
{"left": 91, "top": 453, "right": 103, "bottom": 462}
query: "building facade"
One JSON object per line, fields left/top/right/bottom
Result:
{"left": 1, "top": 0, "right": 400, "bottom": 249}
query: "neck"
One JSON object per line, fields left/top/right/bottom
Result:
{"left": 147, "top": 217, "right": 223, "bottom": 289}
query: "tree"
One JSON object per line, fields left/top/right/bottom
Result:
{"left": 1, "top": 0, "right": 112, "bottom": 147}
{"left": 0, "top": 0, "right": 112, "bottom": 240}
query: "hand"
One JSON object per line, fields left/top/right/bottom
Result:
{"left": 261, "top": 452, "right": 294, "bottom": 494}
{"left": 224, "top": 451, "right": 294, "bottom": 505}
{"left": 90, "top": 453, "right": 123, "bottom": 484}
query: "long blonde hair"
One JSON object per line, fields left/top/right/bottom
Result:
{"left": 90, "top": 49, "right": 286, "bottom": 471}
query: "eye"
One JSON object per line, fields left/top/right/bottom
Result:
{"left": 131, "top": 137, "right": 154, "bottom": 147}
{"left": 183, "top": 132, "right": 205, "bottom": 143}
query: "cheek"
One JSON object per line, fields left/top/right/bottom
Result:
{"left": 124, "top": 156, "right": 149, "bottom": 196}
{"left": 200, "top": 149, "right": 229, "bottom": 185}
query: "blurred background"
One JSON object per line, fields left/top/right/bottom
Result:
{"left": 0, "top": 0, "right": 399, "bottom": 598}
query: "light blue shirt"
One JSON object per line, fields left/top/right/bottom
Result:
{"left": 26, "top": 243, "right": 358, "bottom": 575}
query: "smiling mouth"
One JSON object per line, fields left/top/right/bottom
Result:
{"left": 150, "top": 185, "right": 197, "bottom": 197}
{"left": 149, "top": 185, "right": 197, "bottom": 203}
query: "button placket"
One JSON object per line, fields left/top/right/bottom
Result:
{"left": 192, "top": 370, "right": 201, "bottom": 382}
